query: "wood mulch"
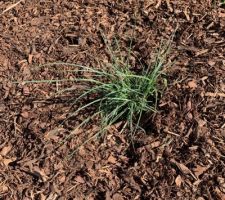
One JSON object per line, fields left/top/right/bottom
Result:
{"left": 0, "top": 1, "right": 225, "bottom": 199}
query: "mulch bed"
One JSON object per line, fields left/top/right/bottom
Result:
{"left": 0, "top": 0, "right": 225, "bottom": 199}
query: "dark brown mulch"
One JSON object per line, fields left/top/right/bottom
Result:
{"left": 0, "top": 0, "right": 225, "bottom": 199}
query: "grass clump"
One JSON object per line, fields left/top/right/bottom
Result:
{"left": 58, "top": 40, "right": 170, "bottom": 137}
{"left": 92, "top": 57, "right": 163, "bottom": 134}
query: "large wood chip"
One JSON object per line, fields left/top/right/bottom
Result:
{"left": 193, "top": 165, "right": 210, "bottom": 178}
{"left": 171, "top": 159, "right": 197, "bottom": 180}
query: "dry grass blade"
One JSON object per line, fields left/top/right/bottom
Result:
{"left": 1, "top": 0, "right": 24, "bottom": 15}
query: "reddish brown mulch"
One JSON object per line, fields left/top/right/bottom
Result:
{"left": 0, "top": 1, "right": 225, "bottom": 199}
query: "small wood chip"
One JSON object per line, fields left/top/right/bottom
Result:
{"left": 195, "top": 49, "right": 208, "bottom": 56}
{"left": 175, "top": 175, "right": 183, "bottom": 187}
{"left": 0, "top": 145, "right": 12, "bottom": 156}
{"left": 188, "top": 80, "right": 197, "bottom": 89}
{"left": 205, "top": 92, "right": 225, "bottom": 98}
